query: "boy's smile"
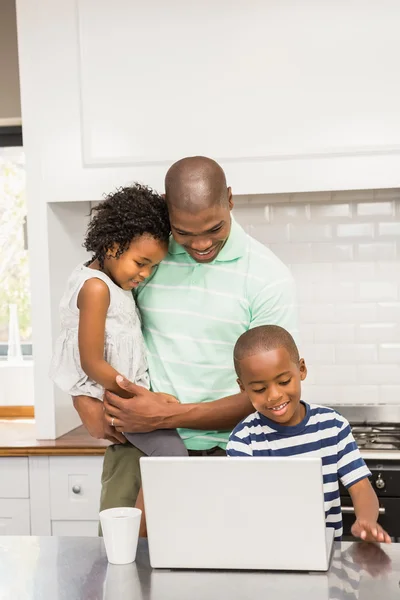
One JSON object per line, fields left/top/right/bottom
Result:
{"left": 237, "top": 347, "right": 307, "bottom": 427}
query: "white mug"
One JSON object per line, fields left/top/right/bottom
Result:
{"left": 99, "top": 507, "right": 141, "bottom": 565}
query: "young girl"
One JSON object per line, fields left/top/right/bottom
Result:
{"left": 50, "top": 183, "right": 187, "bottom": 535}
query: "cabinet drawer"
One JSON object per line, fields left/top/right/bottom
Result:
{"left": 0, "top": 458, "right": 29, "bottom": 498}
{"left": 52, "top": 520, "right": 99, "bottom": 537}
{"left": 0, "top": 499, "right": 30, "bottom": 535}
{"left": 49, "top": 456, "right": 103, "bottom": 520}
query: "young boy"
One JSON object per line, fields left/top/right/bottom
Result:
{"left": 226, "top": 325, "right": 391, "bottom": 544}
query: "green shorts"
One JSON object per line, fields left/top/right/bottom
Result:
{"left": 99, "top": 442, "right": 225, "bottom": 535}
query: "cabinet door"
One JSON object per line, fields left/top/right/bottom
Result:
{"left": 0, "top": 499, "right": 30, "bottom": 535}
{"left": 17, "top": 0, "right": 400, "bottom": 202}
{"left": 0, "top": 458, "right": 29, "bottom": 498}
{"left": 49, "top": 456, "right": 103, "bottom": 520}
{"left": 51, "top": 520, "right": 99, "bottom": 537}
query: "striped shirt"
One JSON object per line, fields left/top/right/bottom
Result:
{"left": 226, "top": 403, "right": 371, "bottom": 539}
{"left": 136, "top": 216, "right": 298, "bottom": 450}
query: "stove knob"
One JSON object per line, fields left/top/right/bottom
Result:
{"left": 375, "top": 474, "right": 385, "bottom": 490}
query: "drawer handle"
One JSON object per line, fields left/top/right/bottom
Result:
{"left": 341, "top": 506, "right": 385, "bottom": 515}
{"left": 72, "top": 485, "right": 81, "bottom": 495}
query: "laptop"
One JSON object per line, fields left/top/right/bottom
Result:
{"left": 140, "top": 456, "right": 335, "bottom": 571}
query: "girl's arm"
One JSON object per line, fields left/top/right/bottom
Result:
{"left": 77, "top": 278, "right": 132, "bottom": 399}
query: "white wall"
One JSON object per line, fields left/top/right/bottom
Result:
{"left": 30, "top": 202, "right": 90, "bottom": 439}
{"left": 234, "top": 189, "right": 400, "bottom": 406}
{"left": 15, "top": 0, "right": 400, "bottom": 437}
{"left": 0, "top": 0, "right": 21, "bottom": 121}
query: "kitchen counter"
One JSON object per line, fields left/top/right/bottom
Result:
{"left": 0, "top": 421, "right": 109, "bottom": 456}
{"left": 0, "top": 537, "right": 398, "bottom": 599}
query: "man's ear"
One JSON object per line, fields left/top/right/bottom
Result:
{"left": 228, "top": 187, "right": 234, "bottom": 210}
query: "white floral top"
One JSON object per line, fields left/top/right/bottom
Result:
{"left": 50, "top": 263, "right": 149, "bottom": 400}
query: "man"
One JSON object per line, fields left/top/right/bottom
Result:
{"left": 73, "top": 156, "right": 299, "bottom": 512}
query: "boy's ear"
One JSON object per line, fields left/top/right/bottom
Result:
{"left": 299, "top": 358, "right": 307, "bottom": 381}
{"left": 237, "top": 377, "right": 245, "bottom": 393}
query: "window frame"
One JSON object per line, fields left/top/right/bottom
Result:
{"left": 0, "top": 125, "right": 34, "bottom": 418}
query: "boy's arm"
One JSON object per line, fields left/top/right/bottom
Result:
{"left": 77, "top": 278, "right": 132, "bottom": 399}
{"left": 336, "top": 417, "right": 391, "bottom": 543}
{"left": 226, "top": 428, "right": 254, "bottom": 456}
{"left": 348, "top": 478, "right": 391, "bottom": 543}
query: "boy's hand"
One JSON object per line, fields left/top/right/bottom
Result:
{"left": 351, "top": 519, "right": 391, "bottom": 543}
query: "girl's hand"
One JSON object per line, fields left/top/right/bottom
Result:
{"left": 351, "top": 519, "right": 391, "bottom": 543}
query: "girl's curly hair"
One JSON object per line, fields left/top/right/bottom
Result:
{"left": 84, "top": 184, "right": 170, "bottom": 268}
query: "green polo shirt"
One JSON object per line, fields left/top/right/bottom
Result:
{"left": 136, "top": 217, "right": 298, "bottom": 450}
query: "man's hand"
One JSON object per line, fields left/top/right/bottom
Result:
{"left": 104, "top": 375, "right": 253, "bottom": 433}
{"left": 103, "top": 376, "right": 176, "bottom": 433}
{"left": 72, "top": 395, "right": 127, "bottom": 444}
{"left": 351, "top": 519, "right": 391, "bottom": 544}
{"left": 156, "top": 392, "right": 180, "bottom": 404}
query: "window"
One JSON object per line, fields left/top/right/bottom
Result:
{"left": 0, "top": 125, "right": 34, "bottom": 417}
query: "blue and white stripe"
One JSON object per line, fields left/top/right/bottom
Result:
{"left": 226, "top": 403, "right": 371, "bottom": 540}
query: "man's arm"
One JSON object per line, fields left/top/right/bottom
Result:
{"left": 103, "top": 377, "right": 253, "bottom": 433}
{"left": 250, "top": 273, "right": 299, "bottom": 340}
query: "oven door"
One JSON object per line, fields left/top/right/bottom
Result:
{"left": 340, "top": 496, "right": 400, "bottom": 540}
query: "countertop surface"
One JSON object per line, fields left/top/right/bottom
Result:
{"left": 0, "top": 421, "right": 109, "bottom": 456}
{"left": 0, "top": 536, "right": 398, "bottom": 600}
{"left": 1, "top": 419, "right": 399, "bottom": 460}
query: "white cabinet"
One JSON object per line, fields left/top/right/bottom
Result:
{"left": 0, "top": 458, "right": 29, "bottom": 498}
{"left": 0, "top": 499, "right": 30, "bottom": 535}
{"left": 0, "top": 455, "right": 104, "bottom": 535}
{"left": 0, "top": 458, "right": 30, "bottom": 535}
{"left": 29, "top": 455, "right": 104, "bottom": 536}
{"left": 51, "top": 520, "right": 99, "bottom": 537}
{"left": 16, "top": 0, "right": 400, "bottom": 202}
{"left": 48, "top": 456, "right": 103, "bottom": 521}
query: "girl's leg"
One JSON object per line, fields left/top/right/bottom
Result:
{"left": 123, "top": 429, "right": 188, "bottom": 457}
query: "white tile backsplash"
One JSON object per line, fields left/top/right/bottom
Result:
{"left": 356, "top": 242, "right": 397, "bottom": 261}
{"left": 356, "top": 323, "right": 399, "bottom": 343}
{"left": 378, "top": 222, "right": 400, "bottom": 237}
{"left": 233, "top": 189, "right": 400, "bottom": 406}
{"left": 336, "top": 223, "right": 375, "bottom": 239}
{"left": 379, "top": 344, "right": 400, "bottom": 363}
{"left": 356, "top": 202, "right": 394, "bottom": 217}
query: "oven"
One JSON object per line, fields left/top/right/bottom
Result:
{"left": 340, "top": 461, "right": 400, "bottom": 540}
{"left": 334, "top": 405, "right": 400, "bottom": 542}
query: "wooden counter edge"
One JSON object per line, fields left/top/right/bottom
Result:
{"left": 0, "top": 446, "right": 108, "bottom": 457}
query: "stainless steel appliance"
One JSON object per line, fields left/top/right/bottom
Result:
{"left": 334, "top": 405, "right": 400, "bottom": 541}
